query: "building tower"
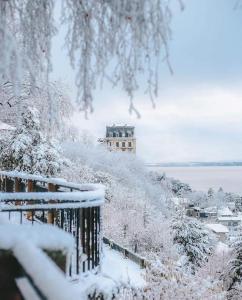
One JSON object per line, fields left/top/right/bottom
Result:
{"left": 99, "top": 125, "right": 136, "bottom": 153}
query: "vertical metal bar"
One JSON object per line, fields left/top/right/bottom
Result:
{"left": 86, "top": 208, "right": 91, "bottom": 270}
{"left": 42, "top": 211, "right": 45, "bottom": 223}
{"left": 82, "top": 208, "right": 86, "bottom": 273}
{"left": 91, "top": 207, "right": 95, "bottom": 269}
{"left": 76, "top": 208, "right": 80, "bottom": 274}
{"left": 69, "top": 209, "right": 72, "bottom": 233}
{"left": 96, "top": 207, "right": 100, "bottom": 265}
{"left": 60, "top": 209, "right": 64, "bottom": 229}
{"left": 20, "top": 211, "right": 23, "bottom": 224}
{"left": 94, "top": 207, "right": 98, "bottom": 267}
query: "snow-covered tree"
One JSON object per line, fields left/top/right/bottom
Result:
{"left": 172, "top": 214, "right": 214, "bottom": 272}
{"left": 0, "top": 106, "right": 65, "bottom": 176}
{"left": 0, "top": 79, "right": 74, "bottom": 138}
{"left": 167, "top": 177, "right": 192, "bottom": 197}
{"left": 0, "top": 0, "right": 185, "bottom": 114}
{"left": 225, "top": 226, "right": 242, "bottom": 296}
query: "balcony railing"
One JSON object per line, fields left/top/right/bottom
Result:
{"left": 0, "top": 171, "right": 105, "bottom": 276}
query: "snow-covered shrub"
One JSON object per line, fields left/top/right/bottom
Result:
{"left": 0, "top": 106, "right": 66, "bottom": 176}
{"left": 172, "top": 214, "right": 215, "bottom": 272}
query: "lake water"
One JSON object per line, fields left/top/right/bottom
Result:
{"left": 147, "top": 166, "right": 242, "bottom": 195}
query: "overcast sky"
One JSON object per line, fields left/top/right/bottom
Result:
{"left": 51, "top": 0, "right": 242, "bottom": 163}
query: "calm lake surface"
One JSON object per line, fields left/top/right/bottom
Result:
{"left": 147, "top": 166, "right": 242, "bottom": 195}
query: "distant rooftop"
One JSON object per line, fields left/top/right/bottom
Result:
{"left": 106, "top": 125, "right": 135, "bottom": 138}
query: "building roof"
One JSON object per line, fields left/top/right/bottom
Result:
{"left": 107, "top": 124, "right": 134, "bottom": 129}
{"left": 206, "top": 223, "right": 229, "bottom": 233}
{"left": 0, "top": 121, "right": 15, "bottom": 131}
{"left": 218, "top": 216, "right": 242, "bottom": 222}
{"left": 218, "top": 207, "right": 233, "bottom": 217}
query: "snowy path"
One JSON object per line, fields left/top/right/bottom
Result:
{"left": 102, "top": 245, "right": 146, "bottom": 288}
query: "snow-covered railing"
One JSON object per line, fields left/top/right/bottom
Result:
{"left": 0, "top": 171, "right": 105, "bottom": 276}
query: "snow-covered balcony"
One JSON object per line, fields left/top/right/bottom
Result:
{"left": 0, "top": 171, "right": 105, "bottom": 276}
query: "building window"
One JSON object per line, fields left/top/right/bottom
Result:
{"left": 116, "top": 142, "right": 119, "bottom": 147}
{"left": 128, "top": 142, "right": 132, "bottom": 147}
{"left": 109, "top": 142, "right": 111, "bottom": 146}
{"left": 119, "top": 132, "right": 122, "bottom": 137}
{"left": 122, "top": 142, "right": 125, "bottom": 147}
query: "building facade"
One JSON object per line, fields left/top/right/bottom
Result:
{"left": 99, "top": 125, "right": 136, "bottom": 153}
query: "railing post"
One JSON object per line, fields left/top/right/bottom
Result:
{"left": 14, "top": 178, "right": 21, "bottom": 205}
{"left": 6, "top": 177, "right": 14, "bottom": 192}
{"left": 47, "top": 183, "right": 57, "bottom": 224}
{"left": 26, "top": 180, "right": 35, "bottom": 221}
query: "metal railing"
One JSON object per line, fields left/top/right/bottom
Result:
{"left": 0, "top": 171, "right": 105, "bottom": 276}
{"left": 103, "top": 237, "right": 147, "bottom": 268}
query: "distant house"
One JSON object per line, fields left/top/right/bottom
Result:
{"left": 206, "top": 223, "right": 229, "bottom": 242}
{"left": 218, "top": 207, "right": 233, "bottom": 217}
{"left": 200, "top": 207, "right": 217, "bottom": 220}
{"left": 217, "top": 216, "right": 241, "bottom": 229}
{"left": 186, "top": 205, "right": 200, "bottom": 218}
{"left": 98, "top": 125, "right": 136, "bottom": 153}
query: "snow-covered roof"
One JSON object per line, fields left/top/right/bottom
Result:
{"left": 218, "top": 216, "right": 242, "bottom": 222}
{"left": 203, "top": 206, "right": 217, "bottom": 213}
{"left": 218, "top": 207, "right": 233, "bottom": 217}
{"left": 171, "top": 197, "right": 189, "bottom": 206}
{"left": 206, "top": 223, "right": 229, "bottom": 233}
{"left": 0, "top": 121, "right": 15, "bottom": 131}
{"left": 0, "top": 224, "right": 74, "bottom": 252}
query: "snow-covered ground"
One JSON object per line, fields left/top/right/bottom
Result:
{"left": 102, "top": 245, "right": 146, "bottom": 288}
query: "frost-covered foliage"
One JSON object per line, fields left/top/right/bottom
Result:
{"left": 0, "top": 107, "right": 65, "bottom": 176}
{"left": 172, "top": 214, "right": 215, "bottom": 272}
{"left": 61, "top": 141, "right": 171, "bottom": 256}
{"left": 169, "top": 178, "right": 192, "bottom": 197}
{"left": 0, "top": 0, "right": 183, "bottom": 114}
{"left": 224, "top": 226, "right": 242, "bottom": 296}
{"left": 0, "top": 79, "right": 74, "bottom": 138}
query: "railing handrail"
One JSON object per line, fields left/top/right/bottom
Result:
{"left": 0, "top": 170, "right": 105, "bottom": 192}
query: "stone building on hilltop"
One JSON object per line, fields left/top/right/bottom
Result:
{"left": 99, "top": 125, "right": 136, "bottom": 153}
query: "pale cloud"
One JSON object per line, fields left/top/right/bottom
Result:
{"left": 71, "top": 84, "right": 242, "bottom": 162}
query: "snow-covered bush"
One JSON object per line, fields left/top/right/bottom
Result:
{"left": 0, "top": 107, "right": 66, "bottom": 176}
{"left": 172, "top": 214, "right": 215, "bottom": 272}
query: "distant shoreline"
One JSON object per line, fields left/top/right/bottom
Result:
{"left": 146, "top": 162, "right": 242, "bottom": 167}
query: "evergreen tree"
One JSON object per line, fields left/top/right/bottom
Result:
{"left": 225, "top": 226, "right": 242, "bottom": 296}
{"left": 172, "top": 214, "right": 214, "bottom": 272}
{"left": 0, "top": 107, "right": 65, "bottom": 176}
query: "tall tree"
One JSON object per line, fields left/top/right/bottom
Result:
{"left": 172, "top": 214, "right": 214, "bottom": 272}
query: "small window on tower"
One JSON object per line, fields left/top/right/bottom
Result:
{"left": 116, "top": 142, "right": 119, "bottom": 147}
{"left": 122, "top": 142, "right": 125, "bottom": 147}
{"left": 128, "top": 142, "right": 132, "bottom": 147}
